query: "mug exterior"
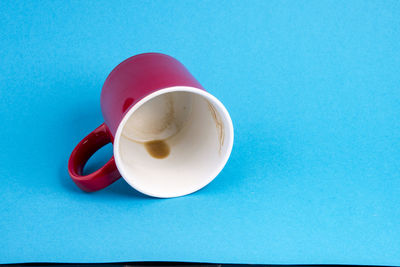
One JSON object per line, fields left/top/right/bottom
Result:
{"left": 101, "top": 53, "right": 205, "bottom": 137}
{"left": 68, "top": 53, "right": 233, "bottom": 196}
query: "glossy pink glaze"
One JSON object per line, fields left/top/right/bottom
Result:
{"left": 101, "top": 53, "right": 204, "bottom": 137}
{"left": 68, "top": 123, "right": 120, "bottom": 191}
{"left": 68, "top": 53, "right": 205, "bottom": 192}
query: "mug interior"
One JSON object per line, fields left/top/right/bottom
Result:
{"left": 114, "top": 86, "right": 233, "bottom": 198}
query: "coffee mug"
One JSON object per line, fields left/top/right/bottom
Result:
{"left": 68, "top": 53, "right": 234, "bottom": 198}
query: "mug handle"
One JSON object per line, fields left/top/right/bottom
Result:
{"left": 68, "top": 123, "right": 121, "bottom": 192}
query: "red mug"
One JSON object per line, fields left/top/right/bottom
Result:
{"left": 68, "top": 53, "right": 234, "bottom": 198}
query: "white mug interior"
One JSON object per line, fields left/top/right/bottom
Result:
{"left": 113, "top": 86, "right": 234, "bottom": 198}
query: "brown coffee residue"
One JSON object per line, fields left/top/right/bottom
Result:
{"left": 121, "top": 94, "right": 176, "bottom": 159}
{"left": 122, "top": 135, "right": 171, "bottom": 159}
{"left": 144, "top": 140, "right": 170, "bottom": 159}
{"left": 207, "top": 101, "right": 224, "bottom": 153}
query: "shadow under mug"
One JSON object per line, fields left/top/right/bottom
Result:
{"left": 68, "top": 53, "right": 234, "bottom": 198}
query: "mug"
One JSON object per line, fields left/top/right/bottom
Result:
{"left": 68, "top": 53, "right": 234, "bottom": 198}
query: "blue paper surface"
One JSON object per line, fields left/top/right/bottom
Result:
{"left": 1, "top": 0, "right": 399, "bottom": 264}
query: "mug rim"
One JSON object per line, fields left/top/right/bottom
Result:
{"left": 113, "top": 86, "right": 234, "bottom": 198}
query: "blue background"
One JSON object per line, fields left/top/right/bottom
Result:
{"left": 1, "top": 0, "right": 399, "bottom": 265}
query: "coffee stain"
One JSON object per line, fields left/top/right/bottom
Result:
{"left": 121, "top": 94, "right": 176, "bottom": 159}
{"left": 122, "top": 94, "right": 223, "bottom": 159}
{"left": 121, "top": 134, "right": 172, "bottom": 159}
{"left": 207, "top": 101, "right": 224, "bottom": 153}
{"left": 144, "top": 140, "right": 170, "bottom": 159}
